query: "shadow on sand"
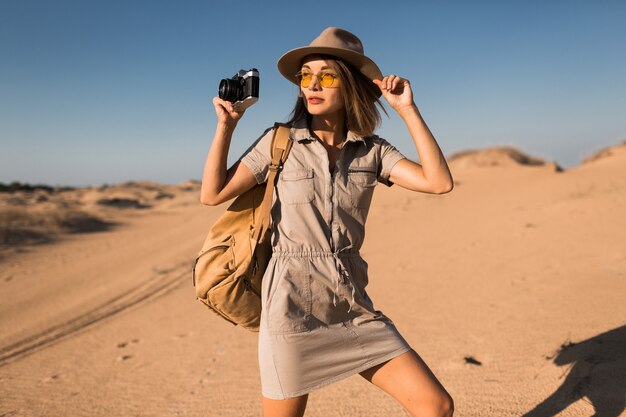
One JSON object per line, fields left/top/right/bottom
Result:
{"left": 523, "top": 325, "right": 626, "bottom": 417}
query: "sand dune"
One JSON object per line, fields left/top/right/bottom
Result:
{"left": 448, "top": 146, "right": 561, "bottom": 171}
{"left": 1, "top": 144, "right": 624, "bottom": 417}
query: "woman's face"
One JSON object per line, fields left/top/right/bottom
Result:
{"left": 298, "top": 56, "right": 345, "bottom": 118}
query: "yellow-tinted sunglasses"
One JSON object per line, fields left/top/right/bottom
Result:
{"left": 295, "top": 71, "right": 340, "bottom": 88}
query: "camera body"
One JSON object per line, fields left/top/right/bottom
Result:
{"left": 218, "top": 68, "right": 259, "bottom": 111}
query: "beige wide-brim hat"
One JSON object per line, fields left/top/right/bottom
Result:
{"left": 277, "top": 27, "right": 383, "bottom": 90}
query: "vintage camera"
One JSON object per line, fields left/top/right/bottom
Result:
{"left": 218, "top": 68, "right": 259, "bottom": 111}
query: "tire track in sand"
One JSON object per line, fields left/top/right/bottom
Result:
{"left": 0, "top": 265, "right": 189, "bottom": 366}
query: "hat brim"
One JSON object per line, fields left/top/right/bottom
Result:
{"left": 277, "top": 46, "right": 383, "bottom": 94}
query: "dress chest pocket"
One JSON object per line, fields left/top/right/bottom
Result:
{"left": 279, "top": 168, "right": 315, "bottom": 205}
{"left": 348, "top": 169, "right": 378, "bottom": 208}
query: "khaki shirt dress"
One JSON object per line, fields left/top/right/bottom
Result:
{"left": 240, "top": 118, "right": 412, "bottom": 400}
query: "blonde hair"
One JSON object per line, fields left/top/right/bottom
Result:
{"left": 287, "top": 55, "right": 387, "bottom": 137}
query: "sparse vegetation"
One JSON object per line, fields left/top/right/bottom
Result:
{"left": 0, "top": 207, "right": 112, "bottom": 246}
{"left": 96, "top": 198, "right": 151, "bottom": 209}
{"left": 0, "top": 179, "right": 198, "bottom": 248}
{"left": 0, "top": 181, "right": 75, "bottom": 193}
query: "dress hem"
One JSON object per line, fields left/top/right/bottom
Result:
{"left": 260, "top": 345, "right": 412, "bottom": 400}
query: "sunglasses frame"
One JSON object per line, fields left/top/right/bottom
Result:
{"left": 295, "top": 70, "right": 340, "bottom": 88}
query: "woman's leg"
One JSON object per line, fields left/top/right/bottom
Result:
{"left": 262, "top": 394, "right": 309, "bottom": 417}
{"left": 359, "top": 349, "right": 454, "bottom": 417}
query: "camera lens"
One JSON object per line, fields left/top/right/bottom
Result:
{"left": 219, "top": 78, "right": 240, "bottom": 102}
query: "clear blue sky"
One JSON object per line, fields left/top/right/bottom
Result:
{"left": 1, "top": 0, "right": 625, "bottom": 187}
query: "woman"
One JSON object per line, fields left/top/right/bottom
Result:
{"left": 201, "top": 27, "right": 454, "bottom": 417}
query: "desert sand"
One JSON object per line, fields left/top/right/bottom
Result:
{"left": 1, "top": 143, "right": 625, "bottom": 417}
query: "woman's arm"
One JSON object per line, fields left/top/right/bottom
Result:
{"left": 373, "top": 76, "right": 453, "bottom": 194}
{"left": 200, "top": 97, "right": 258, "bottom": 206}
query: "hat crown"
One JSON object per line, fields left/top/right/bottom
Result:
{"left": 310, "top": 27, "right": 364, "bottom": 55}
{"left": 276, "top": 27, "right": 382, "bottom": 96}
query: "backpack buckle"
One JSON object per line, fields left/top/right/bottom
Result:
{"left": 269, "top": 164, "right": 283, "bottom": 172}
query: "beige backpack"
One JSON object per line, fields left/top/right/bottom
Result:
{"left": 192, "top": 123, "right": 293, "bottom": 331}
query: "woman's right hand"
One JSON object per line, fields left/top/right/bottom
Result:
{"left": 213, "top": 96, "right": 245, "bottom": 126}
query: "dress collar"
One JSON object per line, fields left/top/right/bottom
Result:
{"left": 290, "top": 118, "right": 366, "bottom": 145}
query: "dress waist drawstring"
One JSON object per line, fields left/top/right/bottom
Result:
{"left": 332, "top": 251, "right": 357, "bottom": 312}
{"left": 271, "top": 248, "right": 359, "bottom": 311}
{"left": 333, "top": 247, "right": 356, "bottom": 313}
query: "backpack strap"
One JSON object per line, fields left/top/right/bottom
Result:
{"left": 252, "top": 122, "right": 293, "bottom": 243}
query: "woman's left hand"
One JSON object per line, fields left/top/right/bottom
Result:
{"left": 373, "top": 75, "right": 415, "bottom": 115}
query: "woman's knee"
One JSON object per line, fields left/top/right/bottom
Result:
{"left": 423, "top": 391, "right": 454, "bottom": 417}
{"left": 438, "top": 392, "right": 454, "bottom": 417}
{"left": 408, "top": 391, "right": 454, "bottom": 417}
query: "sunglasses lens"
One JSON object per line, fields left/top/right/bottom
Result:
{"left": 320, "top": 73, "right": 336, "bottom": 87}
{"left": 299, "top": 73, "right": 312, "bottom": 88}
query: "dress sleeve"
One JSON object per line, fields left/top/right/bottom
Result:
{"left": 376, "top": 136, "right": 407, "bottom": 187}
{"left": 238, "top": 127, "right": 274, "bottom": 184}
